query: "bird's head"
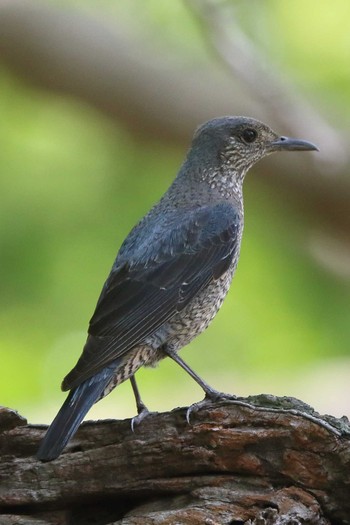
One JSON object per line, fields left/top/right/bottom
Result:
{"left": 189, "top": 116, "right": 318, "bottom": 188}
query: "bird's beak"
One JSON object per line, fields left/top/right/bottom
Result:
{"left": 269, "top": 136, "right": 319, "bottom": 152}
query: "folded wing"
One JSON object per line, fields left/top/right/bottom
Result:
{"left": 63, "top": 202, "right": 241, "bottom": 391}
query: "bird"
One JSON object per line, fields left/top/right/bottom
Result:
{"left": 37, "top": 116, "right": 318, "bottom": 461}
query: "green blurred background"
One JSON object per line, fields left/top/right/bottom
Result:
{"left": 1, "top": 0, "right": 350, "bottom": 424}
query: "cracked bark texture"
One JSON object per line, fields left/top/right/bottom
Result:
{"left": 1, "top": 396, "right": 350, "bottom": 524}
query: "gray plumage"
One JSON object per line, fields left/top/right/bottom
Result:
{"left": 37, "top": 116, "right": 318, "bottom": 461}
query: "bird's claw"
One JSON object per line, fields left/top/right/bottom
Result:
{"left": 186, "top": 391, "right": 237, "bottom": 424}
{"left": 131, "top": 406, "right": 154, "bottom": 432}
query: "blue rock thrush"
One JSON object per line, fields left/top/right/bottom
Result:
{"left": 37, "top": 116, "right": 318, "bottom": 461}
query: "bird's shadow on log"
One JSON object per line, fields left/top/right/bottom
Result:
{"left": 1, "top": 395, "right": 350, "bottom": 524}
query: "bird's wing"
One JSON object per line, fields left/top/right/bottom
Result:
{"left": 62, "top": 202, "right": 241, "bottom": 391}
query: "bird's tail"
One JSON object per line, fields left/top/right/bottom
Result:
{"left": 37, "top": 365, "right": 116, "bottom": 462}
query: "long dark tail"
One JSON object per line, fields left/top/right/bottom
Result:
{"left": 37, "top": 365, "right": 116, "bottom": 462}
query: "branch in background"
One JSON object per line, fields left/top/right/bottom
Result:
{"left": 0, "top": 1, "right": 253, "bottom": 144}
{"left": 187, "top": 0, "right": 348, "bottom": 171}
{"left": 0, "top": 1, "right": 350, "bottom": 243}
{"left": 0, "top": 0, "right": 346, "bottom": 165}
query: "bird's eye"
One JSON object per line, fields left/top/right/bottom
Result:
{"left": 241, "top": 128, "right": 258, "bottom": 143}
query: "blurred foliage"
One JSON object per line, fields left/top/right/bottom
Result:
{"left": 0, "top": 1, "right": 349, "bottom": 423}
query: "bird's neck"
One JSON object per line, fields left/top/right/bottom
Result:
{"left": 199, "top": 165, "right": 245, "bottom": 203}
{"left": 177, "top": 145, "right": 248, "bottom": 204}
{"left": 158, "top": 161, "right": 245, "bottom": 216}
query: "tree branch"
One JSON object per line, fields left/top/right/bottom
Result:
{"left": 1, "top": 396, "right": 349, "bottom": 524}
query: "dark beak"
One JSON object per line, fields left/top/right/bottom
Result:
{"left": 270, "top": 136, "right": 319, "bottom": 152}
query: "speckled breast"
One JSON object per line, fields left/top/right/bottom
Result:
{"left": 164, "top": 261, "right": 237, "bottom": 352}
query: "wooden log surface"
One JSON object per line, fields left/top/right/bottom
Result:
{"left": 1, "top": 395, "right": 350, "bottom": 524}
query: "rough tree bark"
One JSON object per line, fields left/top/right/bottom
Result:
{"left": 1, "top": 395, "right": 350, "bottom": 524}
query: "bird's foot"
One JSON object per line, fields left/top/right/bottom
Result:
{"left": 186, "top": 390, "right": 237, "bottom": 424}
{"left": 131, "top": 404, "right": 155, "bottom": 432}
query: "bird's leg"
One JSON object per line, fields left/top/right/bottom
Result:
{"left": 163, "top": 347, "right": 236, "bottom": 422}
{"left": 130, "top": 375, "right": 147, "bottom": 414}
{"left": 130, "top": 375, "right": 151, "bottom": 431}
